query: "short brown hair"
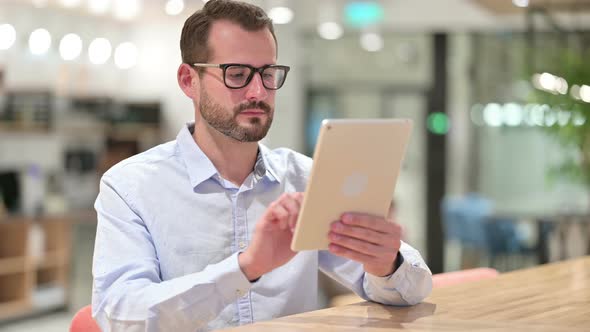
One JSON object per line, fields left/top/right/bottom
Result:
{"left": 180, "top": 0, "right": 277, "bottom": 64}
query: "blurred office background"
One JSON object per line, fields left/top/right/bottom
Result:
{"left": 0, "top": 0, "right": 589, "bottom": 330}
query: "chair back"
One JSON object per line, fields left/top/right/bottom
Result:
{"left": 432, "top": 267, "right": 499, "bottom": 288}
{"left": 441, "top": 193, "right": 492, "bottom": 248}
{"left": 70, "top": 305, "right": 101, "bottom": 332}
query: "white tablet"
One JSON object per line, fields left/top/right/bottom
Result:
{"left": 290, "top": 118, "right": 413, "bottom": 251}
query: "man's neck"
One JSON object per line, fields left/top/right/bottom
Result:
{"left": 192, "top": 121, "right": 259, "bottom": 187}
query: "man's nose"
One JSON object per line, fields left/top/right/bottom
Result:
{"left": 244, "top": 73, "right": 268, "bottom": 101}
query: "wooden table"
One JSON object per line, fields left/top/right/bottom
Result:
{"left": 221, "top": 256, "right": 590, "bottom": 331}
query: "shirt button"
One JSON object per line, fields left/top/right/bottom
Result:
{"left": 239, "top": 242, "right": 246, "bottom": 249}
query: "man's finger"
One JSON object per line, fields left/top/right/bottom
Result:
{"left": 294, "top": 192, "right": 304, "bottom": 205}
{"left": 281, "top": 198, "right": 300, "bottom": 231}
{"left": 280, "top": 195, "right": 300, "bottom": 216}
{"left": 330, "top": 221, "right": 393, "bottom": 246}
{"left": 328, "top": 243, "right": 376, "bottom": 264}
{"left": 329, "top": 232, "right": 390, "bottom": 257}
{"left": 269, "top": 203, "right": 289, "bottom": 228}
{"left": 341, "top": 213, "right": 400, "bottom": 234}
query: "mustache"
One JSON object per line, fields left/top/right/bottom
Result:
{"left": 235, "top": 101, "right": 272, "bottom": 114}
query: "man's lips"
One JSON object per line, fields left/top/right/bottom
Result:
{"left": 239, "top": 109, "right": 266, "bottom": 115}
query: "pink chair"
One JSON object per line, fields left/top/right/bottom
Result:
{"left": 432, "top": 267, "right": 499, "bottom": 288}
{"left": 70, "top": 305, "right": 102, "bottom": 332}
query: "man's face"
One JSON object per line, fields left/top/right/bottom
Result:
{"left": 197, "top": 20, "right": 277, "bottom": 142}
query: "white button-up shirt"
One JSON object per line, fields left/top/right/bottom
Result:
{"left": 92, "top": 123, "right": 432, "bottom": 332}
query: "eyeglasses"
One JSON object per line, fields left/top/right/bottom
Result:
{"left": 191, "top": 63, "right": 290, "bottom": 90}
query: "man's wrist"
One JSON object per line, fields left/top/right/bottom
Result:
{"left": 238, "top": 251, "right": 263, "bottom": 282}
{"left": 373, "top": 251, "right": 402, "bottom": 277}
{"left": 392, "top": 251, "right": 403, "bottom": 273}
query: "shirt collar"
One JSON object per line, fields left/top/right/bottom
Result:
{"left": 176, "top": 123, "right": 218, "bottom": 188}
{"left": 258, "top": 143, "right": 281, "bottom": 183}
{"left": 176, "top": 122, "right": 281, "bottom": 188}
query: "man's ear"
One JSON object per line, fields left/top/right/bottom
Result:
{"left": 177, "top": 63, "right": 200, "bottom": 99}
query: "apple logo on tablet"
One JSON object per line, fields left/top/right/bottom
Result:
{"left": 341, "top": 172, "right": 369, "bottom": 197}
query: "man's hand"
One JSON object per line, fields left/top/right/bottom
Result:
{"left": 238, "top": 192, "right": 303, "bottom": 281}
{"left": 328, "top": 213, "right": 402, "bottom": 277}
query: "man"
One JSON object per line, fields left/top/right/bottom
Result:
{"left": 92, "top": 1, "right": 432, "bottom": 331}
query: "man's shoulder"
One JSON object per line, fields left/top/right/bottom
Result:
{"left": 103, "top": 140, "right": 178, "bottom": 181}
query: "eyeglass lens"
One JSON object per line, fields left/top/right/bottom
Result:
{"left": 225, "top": 65, "right": 286, "bottom": 89}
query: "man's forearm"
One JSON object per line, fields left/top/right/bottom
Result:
{"left": 93, "top": 253, "right": 252, "bottom": 331}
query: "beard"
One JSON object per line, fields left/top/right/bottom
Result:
{"left": 199, "top": 89, "right": 274, "bottom": 142}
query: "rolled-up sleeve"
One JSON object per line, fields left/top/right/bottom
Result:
{"left": 319, "top": 242, "right": 432, "bottom": 306}
{"left": 362, "top": 242, "right": 432, "bottom": 305}
{"left": 92, "top": 175, "right": 251, "bottom": 332}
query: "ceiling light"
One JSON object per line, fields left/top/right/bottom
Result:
{"left": 59, "top": 33, "right": 83, "bottom": 60}
{"left": 555, "top": 77, "right": 568, "bottom": 95}
{"left": 512, "top": 0, "right": 529, "bottom": 8}
{"left": 483, "top": 103, "right": 503, "bottom": 127}
{"left": 538, "top": 72, "right": 556, "bottom": 91}
{"left": 573, "top": 113, "right": 586, "bottom": 126}
{"left": 533, "top": 72, "right": 569, "bottom": 95}
{"left": 317, "top": 22, "right": 343, "bottom": 40}
{"left": 88, "top": 37, "right": 112, "bottom": 64}
{"left": 165, "top": 0, "right": 184, "bottom": 16}
{"left": 114, "top": 0, "right": 140, "bottom": 20}
{"left": 570, "top": 85, "right": 581, "bottom": 100}
{"left": 580, "top": 85, "right": 590, "bottom": 103}
{"left": 557, "top": 110, "right": 571, "bottom": 127}
{"left": 88, "top": 0, "right": 111, "bottom": 15}
{"left": 544, "top": 110, "right": 557, "bottom": 127}
{"left": 29, "top": 28, "right": 52, "bottom": 55}
{"left": 503, "top": 103, "right": 523, "bottom": 127}
{"left": 0, "top": 24, "right": 17, "bottom": 50}
{"left": 532, "top": 104, "right": 550, "bottom": 126}
{"left": 114, "top": 42, "right": 138, "bottom": 69}
{"left": 360, "top": 32, "right": 383, "bottom": 52}
{"left": 268, "top": 7, "right": 294, "bottom": 25}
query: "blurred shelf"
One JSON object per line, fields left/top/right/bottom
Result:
{"left": 106, "top": 123, "right": 160, "bottom": 139}
{"left": 0, "top": 218, "right": 71, "bottom": 323}
{"left": 37, "top": 250, "right": 68, "bottom": 270}
{"left": 31, "top": 285, "right": 66, "bottom": 310}
{"left": 0, "top": 300, "right": 30, "bottom": 321}
{"left": 0, "top": 257, "right": 27, "bottom": 276}
{"left": 0, "top": 123, "right": 50, "bottom": 133}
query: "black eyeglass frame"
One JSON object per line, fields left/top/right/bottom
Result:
{"left": 191, "top": 63, "right": 291, "bottom": 90}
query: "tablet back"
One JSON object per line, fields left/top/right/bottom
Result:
{"left": 291, "top": 118, "right": 413, "bottom": 251}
